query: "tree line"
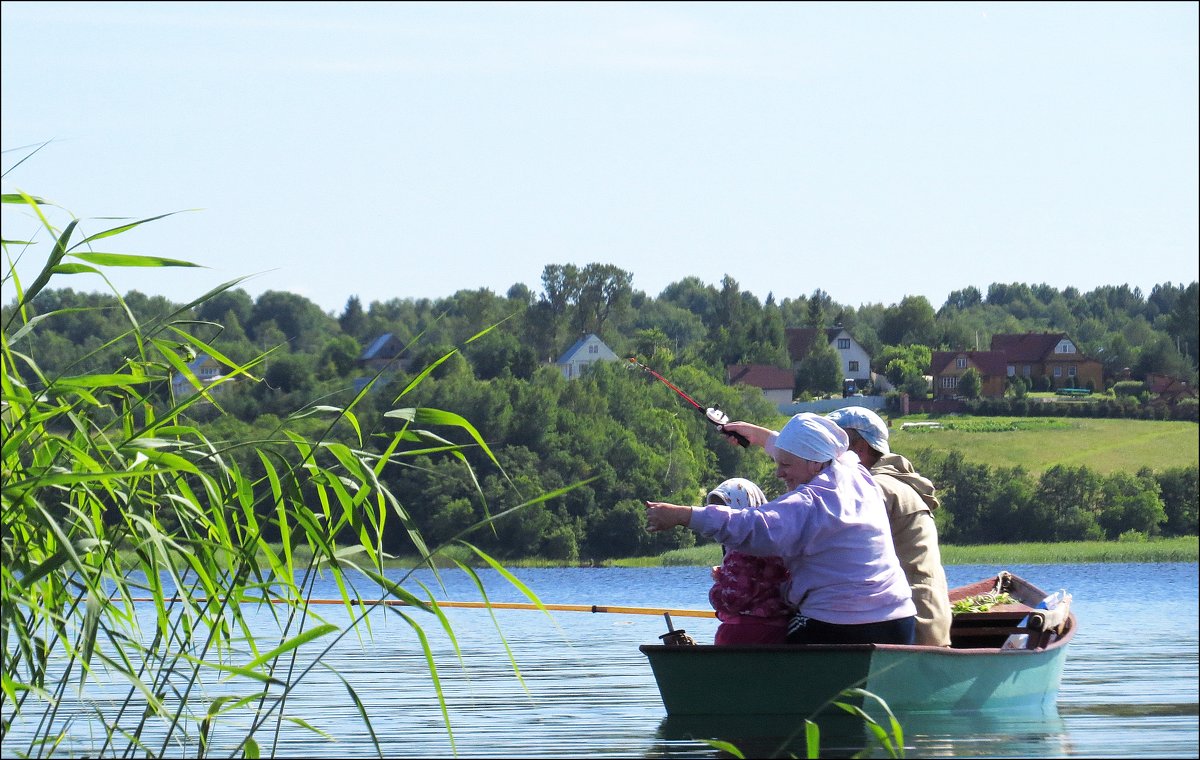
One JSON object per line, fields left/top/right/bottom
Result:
{"left": 4, "top": 266, "right": 1197, "bottom": 560}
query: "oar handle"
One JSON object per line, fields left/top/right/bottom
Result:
{"left": 124, "top": 597, "right": 716, "bottom": 618}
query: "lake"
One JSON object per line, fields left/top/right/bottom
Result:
{"left": 4, "top": 563, "right": 1197, "bottom": 758}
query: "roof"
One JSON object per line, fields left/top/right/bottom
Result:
{"left": 555, "top": 333, "right": 613, "bottom": 364}
{"left": 185, "top": 353, "right": 218, "bottom": 371}
{"left": 989, "top": 333, "right": 1068, "bottom": 362}
{"left": 360, "top": 333, "right": 404, "bottom": 361}
{"left": 726, "top": 364, "right": 794, "bottom": 391}
{"left": 1146, "top": 373, "right": 1196, "bottom": 396}
{"left": 785, "top": 327, "right": 843, "bottom": 361}
{"left": 929, "top": 350, "right": 1009, "bottom": 377}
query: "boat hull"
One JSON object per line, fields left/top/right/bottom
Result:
{"left": 640, "top": 642, "right": 1067, "bottom": 716}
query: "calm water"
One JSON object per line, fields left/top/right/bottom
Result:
{"left": 5, "top": 563, "right": 1197, "bottom": 758}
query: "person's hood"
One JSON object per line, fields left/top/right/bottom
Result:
{"left": 874, "top": 452, "right": 940, "bottom": 511}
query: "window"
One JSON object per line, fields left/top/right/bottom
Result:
{"left": 1068, "top": 365, "right": 1077, "bottom": 377}
{"left": 1023, "top": 365, "right": 1032, "bottom": 377}
{"left": 837, "top": 338, "right": 850, "bottom": 350}
{"left": 1053, "top": 366, "right": 1062, "bottom": 377}
{"left": 1007, "top": 365, "right": 1015, "bottom": 377}
{"left": 956, "top": 357, "right": 968, "bottom": 369}
{"left": 1056, "top": 340, "right": 1076, "bottom": 354}
{"left": 940, "top": 376, "right": 958, "bottom": 388}
{"left": 848, "top": 361, "right": 859, "bottom": 372}
{"left": 588, "top": 344, "right": 599, "bottom": 354}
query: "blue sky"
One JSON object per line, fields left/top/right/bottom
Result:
{"left": 2, "top": 1, "right": 1197, "bottom": 316}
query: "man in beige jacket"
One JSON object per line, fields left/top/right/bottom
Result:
{"left": 826, "top": 407, "right": 952, "bottom": 647}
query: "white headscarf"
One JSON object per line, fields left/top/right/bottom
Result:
{"left": 774, "top": 412, "right": 849, "bottom": 463}
{"left": 706, "top": 478, "right": 767, "bottom": 510}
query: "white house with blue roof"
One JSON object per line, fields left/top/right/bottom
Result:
{"left": 171, "top": 353, "right": 230, "bottom": 399}
{"left": 555, "top": 333, "right": 618, "bottom": 379}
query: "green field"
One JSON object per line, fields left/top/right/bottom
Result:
{"left": 887, "top": 416, "right": 1198, "bottom": 476}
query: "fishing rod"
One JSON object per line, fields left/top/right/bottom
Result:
{"left": 128, "top": 597, "right": 715, "bottom": 618}
{"left": 627, "top": 358, "right": 749, "bottom": 447}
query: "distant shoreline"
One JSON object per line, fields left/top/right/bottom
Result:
{"left": 363, "top": 536, "right": 1199, "bottom": 569}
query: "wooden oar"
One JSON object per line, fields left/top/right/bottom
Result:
{"left": 128, "top": 597, "right": 715, "bottom": 618}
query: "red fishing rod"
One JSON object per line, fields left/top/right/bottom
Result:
{"left": 628, "top": 358, "right": 749, "bottom": 447}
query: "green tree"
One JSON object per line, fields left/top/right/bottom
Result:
{"left": 248, "top": 290, "right": 335, "bottom": 352}
{"left": 317, "top": 335, "right": 361, "bottom": 380}
{"left": 879, "top": 295, "right": 937, "bottom": 345}
{"left": 262, "top": 353, "right": 316, "bottom": 394}
{"left": 1034, "top": 465, "right": 1105, "bottom": 541}
{"left": 1098, "top": 469, "right": 1167, "bottom": 539}
{"left": 935, "top": 452, "right": 994, "bottom": 543}
{"left": 794, "top": 337, "right": 841, "bottom": 396}
{"left": 1157, "top": 465, "right": 1199, "bottom": 536}
{"left": 338, "top": 294, "right": 368, "bottom": 339}
{"left": 958, "top": 367, "right": 982, "bottom": 399}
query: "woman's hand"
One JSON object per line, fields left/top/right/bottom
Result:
{"left": 718, "top": 420, "right": 774, "bottom": 449}
{"left": 644, "top": 501, "right": 692, "bottom": 532}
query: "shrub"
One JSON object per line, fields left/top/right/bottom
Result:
{"left": 1113, "top": 380, "right": 1147, "bottom": 398}
{"left": 1173, "top": 398, "right": 1199, "bottom": 422}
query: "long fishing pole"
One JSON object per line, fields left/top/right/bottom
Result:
{"left": 627, "top": 358, "right": 749, "bottom": 447}
{"left": 127, "top": 597, "right": 715, "bottom": 618}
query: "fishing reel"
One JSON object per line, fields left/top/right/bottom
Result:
{"left": 705, "top": 406, "right": 730, "bottom": 426}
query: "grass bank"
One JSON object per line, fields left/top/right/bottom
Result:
{"left": 605, "top": 536, "right": 1199, "bottom": 568}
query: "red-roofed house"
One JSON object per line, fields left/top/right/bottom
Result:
{"left": 929, "top": 351, "right": 1009, "bottom": 399}
{"left": 990, "top": 332, "right": 1103, "bottom": 391}
{"left": 726, "top": 364, "right": 795, "bottom": 406}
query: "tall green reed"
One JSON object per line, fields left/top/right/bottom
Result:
{"left": 1, "top": 184, "right": 571, "bottom": 757}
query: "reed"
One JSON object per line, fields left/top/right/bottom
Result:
{"left": 0, "top": 184, "right": 573, "bottom": 757}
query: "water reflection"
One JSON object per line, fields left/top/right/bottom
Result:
{"left": 654, "top": 708, "right": 1072, "bottom": 759}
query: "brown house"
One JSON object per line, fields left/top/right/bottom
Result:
{"left": 929, "top": 351, "right": 1008, "bottom": 399}
{"left": 929, "top": 332, "right": 1104, "bottom": 399}
{"left": 357, "top": 333, "right": 413, "bottom": 373}
{"left": 991, "top": 333, "right": 1103, "bottom": 391}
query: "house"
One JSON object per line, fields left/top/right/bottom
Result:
{"left": 357, "top": 333, "right": 413, "bottom": 374}
{"left": 785, "top": 327, "right": 872, "bottom": 388}
{"left": 990, "top": 333, "right": 1104, "bottom": 392}
{"left": 928, "top": 332, "right": 1105, "bottom": 399}
{"left": 929, "top": 351, "right": 1008, "bottom": 399}
{"left": 726, "top": 364, "right": 794, "bottom": 406}
{"left": 555, "top": 333, "right": 618, "bottom": 379}
{"left": 171, "top": 353, "right": 231, "bottom": 399}
{"left": 1145, "top": 373, "right": 1198, "bottom": 405}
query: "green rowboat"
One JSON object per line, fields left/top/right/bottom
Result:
{"left": 640, "top": 571, "right": 1074, "bottom": 717}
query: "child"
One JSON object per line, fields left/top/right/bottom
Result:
{"left": 706, "top": 478, "right": 791, "bottom": 645}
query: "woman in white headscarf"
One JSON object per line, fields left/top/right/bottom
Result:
{"left": 645, "top": 413, "right": 917, "bottom": 646}
{"left": 705, "top": 478, "right": 791, "bottom": 645}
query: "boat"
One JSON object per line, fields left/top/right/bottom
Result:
{"left": 639, "top": 571, "right": 1074, "bottom": 718}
